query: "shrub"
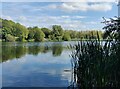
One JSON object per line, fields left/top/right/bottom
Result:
{"left": 62, "top": 33, "right": 71, "bottom": 41}
{"left": 34, "top": 29, "right": 45, "bottom": 42}
{"left": 5, "top": 34, "right": 15, "bottom": 42}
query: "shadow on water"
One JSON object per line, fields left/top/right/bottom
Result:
{"left": 1, "top": 42, "right": 65, "bottom": 63}
{"left": 68, "top": 39, "right": 120, "bottom": 88}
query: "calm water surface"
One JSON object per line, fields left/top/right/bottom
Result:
{"left": 1, "top": 41, "right": 78, "bottom": 87}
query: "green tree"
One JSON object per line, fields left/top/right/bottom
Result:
{"left": 62, "top": 31, "right": 71, "bottom": 41}
{"left": 1, "top": 27, "right": 10, "bottom": 40}
{"left": 41, "top": 27, "right": 51, "bottom": 38}
{"left": 69, "top": 30, "right": 77, "bottom": 39}
{"left": 2, "top": 19, "right": 29, "bottom": 42}
{"left": 5, "top": 34, "right": 15, "bottom": 42}
{"left": 51, "top": 25, "right": 64, "bottom": 41}
{"left": 76, "top": 31, "right": 84, "bottom": 39}
{"left": 0, "top": 19, "right": 2, "bottom": 39}
{"left": 2, "top": 19, "right": 16, "bottom": 36}
{"left": 14, "top": 23, "right": 28, "bottom": 41}
{"left": 2, "top": 19, "right": 15, "bottom": 31}
{"left": 34, "top": 27, "right": 45, "bottom": 42}
{"left": 27, "top": 27, "right": 36, "bottom": 40}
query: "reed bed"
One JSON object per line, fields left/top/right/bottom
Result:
{"left": 69, "top": 33, "right": 120, "bottom": 88}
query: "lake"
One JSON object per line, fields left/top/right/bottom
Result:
{"left": 0, "top": 41, "right": 78, "bottom": 87}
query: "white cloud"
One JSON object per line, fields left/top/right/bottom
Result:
{"left": 58, "top": 2, "right": 113, "bottom": 12}
{"left": 37, "top": 15, "right": 86, "bottom": 23}
{"left": 2, "top": 0, "right": 116, "bottom": 2}
{"left": 24, "top": 15, "right": 101, "bottom": 30}
{"left": 31, "top": 2, "right": 113, "bottom": 12}
{"left": 73, "top": 16, "right": 86, "bottom": 19}
{"left": 87, "top": 21, "right": 98, "bottom": 25}
{"left": 39, "top": 15, "right": 102, "bottom": 30}
{"left": 2, "top": 2, "right": 113, "bottom": 31}
{"left": 7, "top": 15, "right": 86, "bottom": 30}
{"left": 2, "top": 15, "right": 102, "bottom": 30}
{"left": 14, "top": 16, "right": 28, "bottom": 26}
{"left": 60, "top": 3, "right": 87, "bottom": 11}
{"left": 2, "top": 2, "right": 105, "bottom": 30}
{"left": 86, "top": 0, "right": 116, "bottom": 2}
{"left": 47, "top": 4, "right": 57, "bottom": 9}
{"left": 89, "top": 3, "right": 112, "bottom": 11}
{"left": 2, "top": 15, "right": 13, "bottom": 20}
{"left": 18, "top": 16, "right": 27, "bottom": 22}
{"left": 35, "top": 15, "right": 87, "bottom": 30}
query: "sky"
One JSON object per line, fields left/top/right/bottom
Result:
{"left": 1, "top": 0, "right": 118, "bottom": 31}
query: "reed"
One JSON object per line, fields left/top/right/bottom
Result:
{"left": 69, "top": 32, "right": 120, "bottom": 88}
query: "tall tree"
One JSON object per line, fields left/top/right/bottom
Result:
{"left": 51, "top": 25, "right": 64, "bottom": 41}
{"left": 33, "top": 27, "right": 45, "bottom": 42}
{"left": 62, "top": 31, "right": 71, "bottom": 41}
{"left": 41, "top": 27, "right": 51, "bottom": 38}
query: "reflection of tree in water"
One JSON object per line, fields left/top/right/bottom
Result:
{"left": 28, "top": 46, "right": 42, "bottom": 55}
{"left": 1, "top": 43, "right": 64, "bottom": 62}
{"left": 52, "top": 43, "right": 63, "bottom": 57}
{"left": 15, "top": 45, "right": 27, "bottom": 58}
{"left": 28, "top": 45, "right": 49, "bottom": 55}
{"left": 2, "top": 45, "right": 16, "bottom": 61}
{"left": 2, "top": 43, "right": 27, "bottom": 62}
{"left": 2, "top": 43, "right": 50, "bottom": 62}
{"left": 69, "top": 40, "right": 120, "bottom": 88}
{"left": 0, "top": 46, "right": 2, "bottom": 62}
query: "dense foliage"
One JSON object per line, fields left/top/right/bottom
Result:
{"left": 0, "top": 18, "right": 103, "bottom": 42}
{"left": 103, "top": 17, "right": 120, "bottom": 41}
{"left": 70, "top": 17, "right": 120, "bottom": 88}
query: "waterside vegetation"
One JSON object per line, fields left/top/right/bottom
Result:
{"left": 69, "top": 17, "right": 120, "bottom": 88}
{"left": 0, "top": 18, "right": 103, "bottom": 42}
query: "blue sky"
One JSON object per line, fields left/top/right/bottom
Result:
{"left": 1, "top": 1, "right": 118, "bottom": 31}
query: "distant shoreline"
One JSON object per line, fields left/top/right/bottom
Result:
{"left": 1, "top": 39, "right": 113, "bottom": 42}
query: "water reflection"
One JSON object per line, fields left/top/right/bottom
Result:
{"left": 28, "top": 45, "right": 49, "bottom": 55}
{"left": 1, "top": 41, "right": 120, "bottom": 88}
{"left": 52, "top": 43, "right": 63, "bottom": 57}
{"left": 1, "top": 42, "right": 73, "bottom": 87}
{"left": 2, "top": 42, "right": 66, "bottom": 62}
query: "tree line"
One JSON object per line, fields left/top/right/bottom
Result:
{"left": 0, "top": 18, "right": 104, "bottom": 42}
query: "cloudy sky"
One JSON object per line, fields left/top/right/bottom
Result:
{"left": 1, "top": 1, "right": 118, "bottom": 31}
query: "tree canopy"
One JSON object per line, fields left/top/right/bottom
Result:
{"left": 1, "top": 18, "right": 104, "bottom": 42}
{"left": 103, "top": 17, "right": 120, "bottom": 41}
